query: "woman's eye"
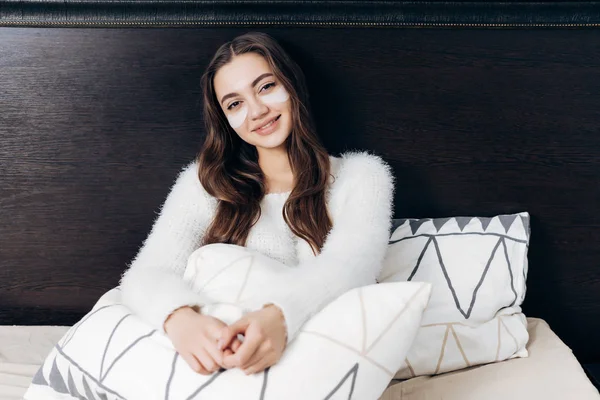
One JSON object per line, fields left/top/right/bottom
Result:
{"left": 261, "top": 82, "right": 276, "bottom": 92}
{"left": 227, "top": 101, "right": 240, "bottom": 110}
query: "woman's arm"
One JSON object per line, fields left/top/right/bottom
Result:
{"left": 119, "top": 160, "right": 217, "bottom": 333}
{"left": 259, "top": 151, "right": 396, "bottom": 344}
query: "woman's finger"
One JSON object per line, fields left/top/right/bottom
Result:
{"left": 231, "top": 337, "right": 243, "bottom": 352}
{"left": 243, "top": 354, "right": 274, "bottom": 375}
{"left": 223, "top": 326, "right": 262, "bottom": 369}
{"left": 203, "top": 338, "right": 225, "bottom": 369}
{"left": 221, "top": 337, "right": 242, "bottom": 361}
{"left": 218, "top": 319, "right": 249, "bottom": 351}
{"left": 240, "top": 341, "right": 269, "bottom": 370}
{"left": 182, "top": 353, "right": 209, "bottom": 375}
{"left": 195, "top": 347, "right": 220, "bottom": 374}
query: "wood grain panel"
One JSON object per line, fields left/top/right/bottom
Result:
{"left": 1, "top": 27, "right": 599, "bottom": 362}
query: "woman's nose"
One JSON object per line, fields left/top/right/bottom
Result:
{"left": 248, "top": 97, "right": 269, "bottom": 119}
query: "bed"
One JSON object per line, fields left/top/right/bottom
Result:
{"left": 0, "top": 318, "right": 597, "bottom": 399}
{"left": 1, "top": 1, "right": 600, "bottom": 399}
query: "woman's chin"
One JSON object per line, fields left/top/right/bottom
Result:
{"left": 253, "top": 130, "right": 291, "bottom": 151}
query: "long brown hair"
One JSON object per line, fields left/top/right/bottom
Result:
{"left": 197, "top": 32, "right": 332, "bottom": 255}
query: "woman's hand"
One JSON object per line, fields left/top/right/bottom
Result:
{"left": 164, "top": 306, "right": 242, "bottom": 375}
{"left": 218, "top": 304, "right": 287, "bottom": 375}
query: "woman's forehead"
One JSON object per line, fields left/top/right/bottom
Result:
{"left": 215, "top": 53, "right": 273, "bottom": 94}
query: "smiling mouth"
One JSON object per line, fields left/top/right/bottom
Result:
{"left": 254, "top": 115, "right": 281, "bottom": 131}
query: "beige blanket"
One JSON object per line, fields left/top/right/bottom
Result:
{"left": 0, "top": 326, "right": 70, "bottom": 399}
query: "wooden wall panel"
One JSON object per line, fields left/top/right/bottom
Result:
{"left": 1, "top": 27, "right": 599, "bottom": 361}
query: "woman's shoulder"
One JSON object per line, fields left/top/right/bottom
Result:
{"left": 172, "top": 159, "right": 217, "bottom": 206}
{"left": 328, "top": 150, "right": 395, "bottom": 191}
{"left": 179, "top": 159, "right": 201, "bottom": 180}
{"left": 174, "top": 159, "right": 202, "bottom": 189}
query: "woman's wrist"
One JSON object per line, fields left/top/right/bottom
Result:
{"left": 263, "top": 303, "right": 288, "bottom": 343}
{"left": 164, "top": 305, "right": 200, "bottom": 333}
{"left": 264, "top": 303, "right": 283, "bottom": 318}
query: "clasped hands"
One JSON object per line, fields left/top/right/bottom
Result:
{"left": 164, "top": 303, "right": 287, "bottom": 376}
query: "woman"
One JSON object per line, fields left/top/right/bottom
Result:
{"left": 119, "top": 32, "right": 395, "bottom": 378}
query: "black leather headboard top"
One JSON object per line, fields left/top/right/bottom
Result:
{"left": 1, "top": 1, "right": 600, "bottom": 28}
{"left": 1, "top": 1, "right": 599, "bottom": 363}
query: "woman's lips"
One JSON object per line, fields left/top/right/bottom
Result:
{"left": 254, "top": 115, "right": 281, "bottom": 135}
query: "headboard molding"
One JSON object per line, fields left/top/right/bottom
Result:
{"left": 1, "top": 1, "right": 600, "bottom": 28}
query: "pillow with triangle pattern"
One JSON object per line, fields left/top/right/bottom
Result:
{"left": 379, "top": 211, "right": 531, "bottom": 379}
{"left": 25, "top": 243, "right": 431, "bottom": 400}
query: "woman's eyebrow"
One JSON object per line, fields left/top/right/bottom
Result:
{"left": 220, "top": 72, "right": 274, "bottom": 105}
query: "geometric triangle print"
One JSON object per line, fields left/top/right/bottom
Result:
{"left": 455, "top": 217, "right": 472, "bottom": 232}
{"left": 361, "top": 283, "right": 422, "bottom": 354}
{"left": 391, "top": 219, "right": 408, "bottom": 234}
{"left": 100, "top": 329, "right": 157, "bottom": 386}
{"left": 184, "top": 370, "right": 225, "bottom": 399}
{"left": 484, "top": 217, "right": 508, "bottom": 234}
{"left": 496, "top": 318, "right": 519, "bottom": 362}
{"left": 409, "top": 218, "right": 431, "bottom": 234}
{"left": 498, "top": 214, "right": 517, "bottom": 233}
{"left": 520, "top": 213, "right": 530, "bottom": 239}
{"left": 324, "top": 363, "right": 358, "bottom": 399}
{"left": 434, "top": 235, "right": 503, "bottom": 319}
{"left": 479, "top": 217, "right": 493, "bottom": 231}
{"left": 31, "top": 365, "right": 49, "bottom": 386}
{"left": 471, "top": 238, "right": 516, "bottom": 318}
{"left": 48, "top": 358, "right": 69, "bottom": 394}
{"left": 300, "top": 288, "right": 363, "bottom": 351}
{"left": 436, "top": 326, "right": 469, "bottom": 375}
{"left": 82, "top": 376, "right": 99, "bottom": 400}
{"left": 100, "top": 314, "right": 132, "bottom": 380}
{"left": 380, "top": 235, "right": 431, "bottom": 282}
{"left": 405, "top": 237, "right": 437, "bottom": 283}
{"left": 506, "top": 216, "right": 527, "bottom": 241}
{"left": 194, "top": 254, "right": 254, "bottom": 303}
{"left": 260, "top": 367, "right": 271, "bottom": 400}
{"left": 432, "top": 217, "right": 452, "bottom": 232}
{"left": 67, "top": 369, "right": 84, "bottom": 399}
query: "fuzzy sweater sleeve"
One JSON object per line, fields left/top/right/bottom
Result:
{"left": 119, "top": 160, "right": 217, "bottom": 333}
{"left": 260, "top": 151, "right": 396, "bottom": 344}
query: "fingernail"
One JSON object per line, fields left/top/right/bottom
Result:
{"left": 217, "top": 339, "right": 224, "bottom": 349}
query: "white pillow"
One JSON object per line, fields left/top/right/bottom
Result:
{"left": 26, "top": 243, "right": 431, "bottom": 400}
{"left": 380, "top": 212, "right": 530, "bottom": 379}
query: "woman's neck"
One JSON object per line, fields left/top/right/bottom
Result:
{"left": 257, "top": 147, "right": 294, "bottom": 193}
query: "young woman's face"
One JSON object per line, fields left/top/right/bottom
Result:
{"left": 213, "top": 52, "right": 293, "bottom": 152}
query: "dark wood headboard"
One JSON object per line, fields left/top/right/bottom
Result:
{"left": 1, "top": 1, "right": 599, "bottom": 363}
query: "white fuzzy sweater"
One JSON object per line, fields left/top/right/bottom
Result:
{"left": 119, "top": 150, "right": 395, "bottom": 344}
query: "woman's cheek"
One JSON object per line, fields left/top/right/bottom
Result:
{"left": 226, "top": 86, "right": 289, "bottom": 131}
{"left": 260, "top": 85, "right": 289, "bottom": 105}
{"left": 227, "top": 104, "right": 248, "bottom": 129}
